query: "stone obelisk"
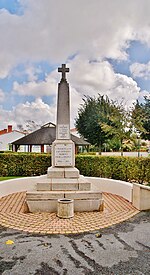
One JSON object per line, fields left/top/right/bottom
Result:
{"left": 57, "top": 64, "right": 70, "bottom": 140}
{"left": 49, "top": 64, "right": 77, "bottom": 174}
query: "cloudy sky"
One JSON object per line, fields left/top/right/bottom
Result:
{"left": 0, "top": 0, "right": 150, "bottom": 130}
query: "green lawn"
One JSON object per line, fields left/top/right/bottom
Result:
{"left": 0, "top": 176, "right": 23, "bottom": 181}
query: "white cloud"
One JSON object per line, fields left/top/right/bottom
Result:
{"left": 70, "top": 87, "right": 83, "bottom": 127}
{"left": 130, "top": 61, "right": 150, "bottom": 80}
{"left": 68, "top": 57, "right": 115, "bottom": 93}
{"left": 0, "top": 98, "right": 56, "bottom": 130}
{"left": 0, "top": 68, "right": 143, "bottom": 131}
{"left": 0, "top": 0, "right": 150, "bottom": 129}
{"left": 137, "top": 89, "right": 150, "bottom": 101}
{"left": 13, "top": 73, "right": 57, "bottom": 97}
{"left": 111, "top": 74, "right": 140, "bottom": 107}
{"left": 11, "top": 57, "right": 141, "bottom": 122}
{"left": 1, "top": 0, "right": 150, "bottom": 78}
{"left": 68, "top": 57, "right": 140, "bottom": 109}
{"left": 24, "top": 65, "right": 42, "bottom": 82}
{"left": 0, "top": 89, "right": 5, "bottom": 102}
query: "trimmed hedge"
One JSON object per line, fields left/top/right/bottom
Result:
{"left": 75, "top": 155, "right": 150, "bottom": 184}
{"left": 0, "top": 153, "right": 51, "bottom": 177}
{"left": 0, "top": 153, "right": 149, "bottom": 184}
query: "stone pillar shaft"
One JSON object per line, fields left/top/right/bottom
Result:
{"left": 56, "top": 80, "right": 70, "bottom": 140}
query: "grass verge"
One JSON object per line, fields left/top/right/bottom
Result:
{"left": 0, "top": 176, "right": 24, "bottom": 181}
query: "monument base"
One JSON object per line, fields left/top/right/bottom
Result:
{"left": 26, "top": 190, "right": 104, "bottom": 212}
{"left": 26, "top": 171, "right": 104, "bottom": 213}
{"left": 47, "top": 167, "right": 79, "bottom": 178}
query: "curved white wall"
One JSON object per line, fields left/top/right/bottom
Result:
{"left": 0, "top": 176, "right": 45, "bottom": 198}
{"left": 0, "top": 175, "right": 133, "bottom": 202}
{"left": 1, "top": 176, "right": 149, "bottom": 210}
{"left": 85, "top": 177, "right": 133, "bottom": 202}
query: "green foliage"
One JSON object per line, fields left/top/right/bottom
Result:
{"left": 0, "top": 153, "right": 51, "bottom": 176}
{"left": 0, "top": 153, "right": 149, "bottom": 184}
{"left": 122, "top": 139, "right": 134, "bottom": 152}
{"left": 105, "top": 138, "right": 121, "bottom": 152}
{"left": 131, "top": 97, "right": 150, "bottom": 140}
{"left": 75, "top": 155, "right": 150, "bottom": 184}
{"left": 75, "top": 94, "right": 129, "bottom": 152}
{"left": 0, "top": 176, "right": 23, "bottom": 181}
{"left": 79, "top": 152, "right": 97, "bottom": 155}
{"left": 142, "top": 97, "right": 150, "bottom": 140}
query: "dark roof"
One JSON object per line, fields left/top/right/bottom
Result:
{"left": 12, "top": 123, "right": 90, "bottom": 146}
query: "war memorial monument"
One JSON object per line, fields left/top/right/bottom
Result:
{"left": 26, "top": 64, "right": 103, "bottom": 217}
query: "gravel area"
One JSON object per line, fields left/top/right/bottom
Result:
{"left": 0, "top": 211, "right": 150, "bottom": 275}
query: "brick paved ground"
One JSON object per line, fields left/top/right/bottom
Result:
{"left": 0, "top": 192, "right": 139, "bottom": 234}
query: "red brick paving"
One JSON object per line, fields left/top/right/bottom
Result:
{"left": 0, "top": 192, "right": 139, "bottom": 234}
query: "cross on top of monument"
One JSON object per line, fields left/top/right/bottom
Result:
{"left": 58, "top": 64, "right": 69, "bottom": 81}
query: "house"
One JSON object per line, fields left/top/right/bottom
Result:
{"left": 70, "top": 128, "right": 80, "bottom": 138}
{"left": 70, "top": 128, "right": 88, "bottom": 153}
{"left": 0, "top": 125, "right": 26, "bottom": 152}
{"left": 12, "top": 122, "right": 90, "bottom": 153}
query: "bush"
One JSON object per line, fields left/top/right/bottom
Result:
{"left": 0, "top": 153, "right": 149, "bottom": 184}
{"left": 79, "top": 152, "right": 97, "bottom": 155}
{"left": 0, "top": 153, "right": 51, "bottom": 177}
{"left": 75, "top": 155, "right": 150, "bottom": 184}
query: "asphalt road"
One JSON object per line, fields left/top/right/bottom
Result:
{"left": 0, "top": 211, "right": 150, "bottom": 275}
{"left": 101, "top": 152, "right": 149, "bottom": 157}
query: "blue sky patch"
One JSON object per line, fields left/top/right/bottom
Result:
{"left": 108, "top": 40, "right": 150, "bottom": 91}
{"left": 0, "top": 0, "right": 24, "bottom": 15}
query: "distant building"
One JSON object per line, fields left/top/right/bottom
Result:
{"left": 0, "top": 125, "right": 26, "bottom": 152}
{"left": 70, "top": 128, "right": 88, "bottom": 153}
{"left": 12, "top": 122, "right": 90, "bottom": 153}
{"left": 70, "top": 128, "right": 80, "bottom": 138}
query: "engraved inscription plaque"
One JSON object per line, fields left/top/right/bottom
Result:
{"left": 54, "top": 143, "right": 73, "bottom": 166}
{"left": 58, "top": 124, "right": 70, "bottom": 139}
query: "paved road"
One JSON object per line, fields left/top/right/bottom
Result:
{"left": 101, "top": 152, "right": 149, "bottom": 157}
{"left": 0, "top": 211, "right": 150, "bottom": 275}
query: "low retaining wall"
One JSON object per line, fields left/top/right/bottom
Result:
{"left": 0, "top": 176, "right": 150, "bottom": 210}
{"left": 85, "top": 177, "right": 133, "bottom": 202}
{"left": 132, "top": 183, "right": 150, "bottom": 210}
{"left": 0, "top": 176, "right": 42, "bottom": 198}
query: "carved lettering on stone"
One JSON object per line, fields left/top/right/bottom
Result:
{"left": 58, "top": 124, "right": 70, "bottom": 139}
{"left": 54, "top": 143, "right": 73, "bottom": 166}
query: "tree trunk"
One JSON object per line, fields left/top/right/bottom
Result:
{"left": 99, "top": 143, "right": 102, "bottom": 155}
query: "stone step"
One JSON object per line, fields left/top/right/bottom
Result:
{"left": 47, "top": 167, "right": 80, "bottom": 178}
{"left": 26, "top": 191, "right": 64, "bottom": 200}
{"left": 27, "top": 199, "right": 103, "bottom": 213}
{"left": 78, "top": 176, "right": 91, "bottom": 191}
{"left": 65, "top": 191, "right": 102, "bottom": 200}
{"left": 74, "top": 199, "right": 103, "bottom": 212}
{"left": 64, "top": 167, "right": 80, "bottom": 178}
{"left": 26, "top": 190, "right": 104, "bottom": 213}
{"left": 47, "top": 167, "right": 64, "bottom": 178}
{"left": 51, "top": 178, "right": 79, "bottom": 191}
{"left": 27, "top": 200, "right": 57, "bottom": 213}
{"left": 26, "top": 190, "right": 102, "bottom": 200}
{"left": 37, "top": 176, "right": 91, "bottom": 191}
{"left": 37, "top": 179, "right": 52, "bottom": 191}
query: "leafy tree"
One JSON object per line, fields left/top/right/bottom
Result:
{"left": 142, "top": 97, "right": 150, "bottom": 140}
{"left": 131, "top": 97, "right": 150, "bottom": 140}
{"left": 75, "top": 94, "right": 128, "bottom": 153}
{"left": 106, "top": 137, "right": 122, "bottom": 152}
